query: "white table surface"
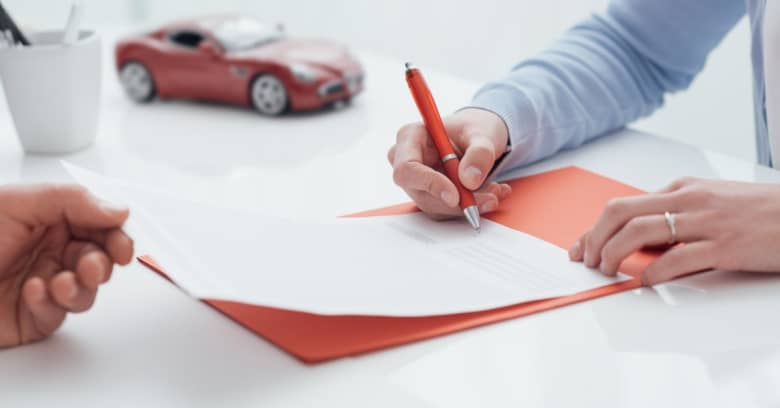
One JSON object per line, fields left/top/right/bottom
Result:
{"left": 1, "top": 30, "right": 780, "bottom": 408}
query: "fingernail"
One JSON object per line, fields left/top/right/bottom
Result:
{"left": 568, "top": 241, "right": 580, "bottom": 259}
{"left": 68, "top": 284, "right": 78, "bottom": 300}
{"left": 29, "top": 279, "right": 46, "bottom": 302}
{"left": 440, "top": 191, "right": 456, "bottom": 206}
{"left": 583, "top": 251, "right": 590, "bottom": 267}
{"left": 100, "top": 199, "right": 128, "bottom": 213}
{"left": 465, "top": 166, "right": 482, "bottom": 184}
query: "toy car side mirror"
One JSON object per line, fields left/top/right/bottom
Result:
{"left": 198, "top": 41, "right": 221, "bottom": 59}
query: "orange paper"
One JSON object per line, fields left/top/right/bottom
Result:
{"left": 138, "top": 166, "right": 657, "bottom": 363}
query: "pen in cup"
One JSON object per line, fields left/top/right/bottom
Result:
{"left": 0, "top": 30, "right": 10, "bottom": 47}
{"left": 1, "top": 29, "right": 20, "bottom": 48}
{"left": 62, "top": 2, "right": 84, "bottom": 45}
{"left": 0, "top": 2, "right": 30, "bottom": 46}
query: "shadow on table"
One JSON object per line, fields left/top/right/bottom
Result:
{"left": 0, "top": 296, "right": 304, "bottom": 405}
{"left": 114, "top": 97, "right": 371, "bottom": 178}
{"left": 591, "top": 270, "right": 780, "bottom": 398}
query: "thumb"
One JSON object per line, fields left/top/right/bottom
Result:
{"left": 458, "top": 137, "right": 497, "bottom": 190}
{"left": 3, "top": 184, "right": 129, "bottom": 229}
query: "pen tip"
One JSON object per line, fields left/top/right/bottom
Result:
{"left": 463, "top": 205, "right": 481, "bottom": 233}
{"left": 404, "top": 62, "right": 415, "bottom": 71}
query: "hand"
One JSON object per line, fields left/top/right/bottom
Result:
{"left": 0, "top": 184, "right": 134, "bottom": 348}
{"left": 568, "top": 178, "right": 780, "bottom": 285}
{"left": 388, "top": 108, "right": 513, "bottom": 218}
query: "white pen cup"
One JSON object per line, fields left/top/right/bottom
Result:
{"left": 0, "top": 30, "right": 101, "bottom": 154}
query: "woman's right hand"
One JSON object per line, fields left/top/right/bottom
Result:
{"left": 387, "top": 108, "right": 513, "bottom": 219}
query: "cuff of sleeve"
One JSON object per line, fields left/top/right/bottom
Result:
{"left": 463, "top": 85, "right": 538, "bottom": 181}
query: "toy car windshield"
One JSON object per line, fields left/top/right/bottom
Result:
{"left": 213, "top": 18, "right": 284, "bottom": 52}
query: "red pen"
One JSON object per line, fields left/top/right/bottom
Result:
{"left": 404, "top": 62, "right": 481, "bottom": 232}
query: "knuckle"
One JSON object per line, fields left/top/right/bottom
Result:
{"left": 697, "top": 191, "right": 716, "bottom": 207}
{"left": 695, "top": 187, "right": 716, "bottom": 205}
{"left": 421, "top": 170, "right": 437, "bottom": 193}
{"left": 604, "top": 198, "right": 625, "bottom": 218}
{"left": 396, "top": 123, "right": 423, "bottom": 143}
{"left": 624, "top": 217, "right": 650, "bottom": 236}
{"left": 703, "top": 245, "right": 720, "bottom": 268}
{"left": 461, "top": 123, "right": 486, "bottom": 143}
{"left": 394, "top": 163, "right": 434, "bottom": 192}
{"left": 663, "top": 176, "right": 698, "bottom": 193}
{"left": 673, "top": 177, "right": 699, "bottom": 189}
{"left": 460, "top": 122, "right": 478, "bottom": 137}
{"left": 600, "top": 245, "right": 614, "bottom": 267}
{"left": 674, "top": 188, "right": 696, "bottom": 204}
{"left": 392, "top": 163, "right": 412, "bottom": 186}
{"left": 707, "top": 240, "right": 729, "bottom": 269}
{"left": 677, "top": 186, "right": 714, "bottom": 207}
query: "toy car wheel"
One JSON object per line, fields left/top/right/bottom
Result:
{"left": 120, "top": 62, "right": 156, "bottom": 103}
{"left": 251, "top": 74, "right": 288, "bottom": 116}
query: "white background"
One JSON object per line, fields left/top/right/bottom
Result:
{"left": 2, "top": 0, "right": 756, "bottom": 161}
{"left": 2, "top": 2, "right": 780, "bottom": 406}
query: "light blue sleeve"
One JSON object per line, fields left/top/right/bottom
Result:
{"left": 468, "top": 0, "right": 745, "bottom": 175}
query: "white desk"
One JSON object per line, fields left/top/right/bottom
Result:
{"left": 1, "top": 32, "right": 780, "bottom": 408}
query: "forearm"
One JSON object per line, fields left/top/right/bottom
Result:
{"left": 469, "top": 0, "right": 744, "bottom": 176}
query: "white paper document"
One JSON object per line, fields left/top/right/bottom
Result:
{"left": 64, "top": 163, "right": 631, "bottom": 317}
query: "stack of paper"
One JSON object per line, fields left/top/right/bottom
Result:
{"left": 64, "top": 163, "right": 629, "bottom": 317}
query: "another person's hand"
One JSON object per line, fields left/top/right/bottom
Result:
{"left": 569, "top": 178, "right": 780, "bottom": 285}
{"left": 388, "top": 108, "right": 513, "bottom": 218}
{"left": 0, "top": 184, "right": 134, "bottom": 348}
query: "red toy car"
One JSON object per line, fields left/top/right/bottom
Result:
{"left": 115, "top": 16, "right": 364, "bottom": 115}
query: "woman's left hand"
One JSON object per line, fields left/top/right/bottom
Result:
{"left": 568, "top": 177, "right": 780, "bottom": 285}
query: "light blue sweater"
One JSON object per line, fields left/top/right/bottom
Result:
{"left": 470, "top": 0, "right": 770, "bottom": 173}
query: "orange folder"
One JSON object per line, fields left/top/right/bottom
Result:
{"left": 138, "top": 166, "right": 659, "bottom": 363}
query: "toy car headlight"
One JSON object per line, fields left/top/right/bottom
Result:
{"left": 290, "top": 63, "right": 318, "bottom": 84}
